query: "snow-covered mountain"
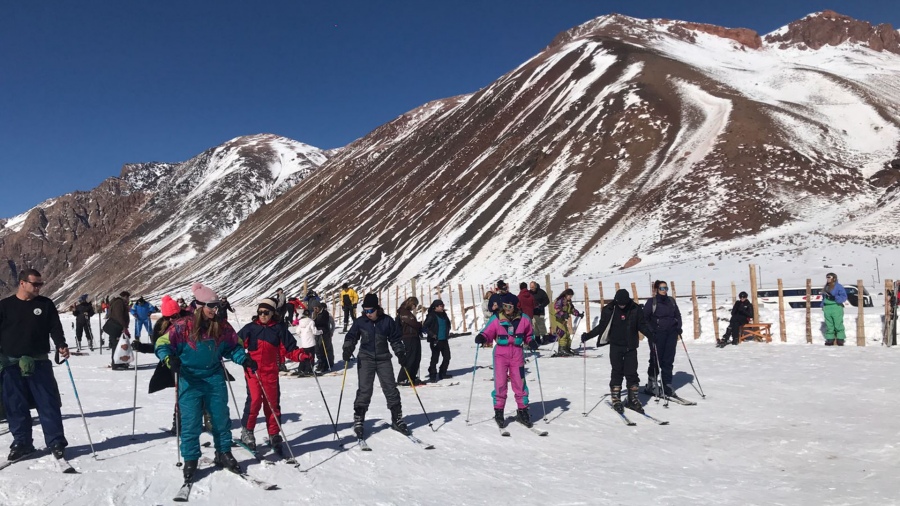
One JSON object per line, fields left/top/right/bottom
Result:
{"left": 4, "top": 11, "right": 900, "bottom": 303}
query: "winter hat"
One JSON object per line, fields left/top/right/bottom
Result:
{"left": 430, "top": 299, "right": 445, "bottom": 310}
{"left": 362, "top": 293, "right": 379, "bottom": 308}
{"left": 258, "top": 298, "right": 278, "bottom": 313}
{"left": 497, "top": 280, "right": 508, "bottom": 290}
{"left": 317, "top": 302, "right": 328, "bottom": 310}
{"left": 160, "top": 295, "right": 180, "bottom": 317}
{"left": 191, "top": 282, "right": 218, "bottom": 304}
{"left": 614, "top": 289, "right": 631, "bottom": 305}
{"left": 78, "top": 294, "right": 88, "bottom": 303}
{"left": 739, "top": 291, "right": 748, "bottom": 299}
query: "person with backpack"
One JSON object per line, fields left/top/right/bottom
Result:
{"left": 424, "top": 299, "right": 453, "bottom": 382}
{"left": 73, "top": 294, "right": 96, "bottom": 350}
{"left": 155, "top": 283, "right": 257, "bottom": 479}
{"left": 642, "top": 281, "right": 682, "bottom": 397}
{"left": 822, "top": 273, "right": 848, "bottom": 346}
{"left": 342, "top": 293, "right": 409, "bottom": 438}
{"left": 312, "top": 303, "right": 335, "bottom": 374}
{"left": 718, "top": 292, "right": 753, "bottom": 347}
{"left": 340, "top": 284, "right": 359, "bottom": 332}
{"left": 396, "top": 297, "right": 424, "bottom": 386}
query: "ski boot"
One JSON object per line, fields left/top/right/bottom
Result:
{"left": 88, "top": 339, "right": 94, "bottom": 351}
{"left": 494, "top": 409, "right": 506, "bottom": 428}
{"left": 240, "top": 427, "right": 256, "bottom": 450}
{"left": 7, "top": 441, "right": 35, "bottom": 461}
{"left": 836, "top": 339, "right": 845, "bottom": 346}
{"left": 627, "top": 386, "right": 644, "bottom": 414}
{"left": 663, "top": 384, "right": 675, "bottom": 398}
{"left": 390, "top": 405, "right": 410, "bottom": 436}
{"left": 610, "top": 386, "right": 624, "bottom": 414}
{"left": 643, "top": 378, "right": 659, "bottom": 396}
{"left": 182, "top": 460, "right": 198, "bottom": 481}
{"left": 268, "top": 434, "right": 284, "bottom": 457}
{"left": 825, "top": 339, "right": 835, "bottom": 346}
{"left": 213, "top": 451, "right": 241, "bottom": 474}
{"left": 50, "top": 442, "right": 66, "bottom": 460}
{"left": 353, "top": 408, "right": 366, "bottom": 439}
{"left": 515, "top": 408, "right": 533, "bottom": 428}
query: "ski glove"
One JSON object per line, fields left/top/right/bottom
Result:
{"left": 474, "top": 333, "right": 487, "bottom": 345}
{"left": 243, "top": 357, "right": 258, "bottom": 372}
{"left": 580, "top": 332, "right": 590, "bottom": 343}
{"left": 395, "top": 351, "right": 407, "bottom": 365}
{"left": 527, "top": 339, "right": 540, "bottom": 351}
{"left": 166, "top": 355, "right": 181, "bottom": 373}
{"left": 343, "top": 349, "right": 353, "bottom": 362}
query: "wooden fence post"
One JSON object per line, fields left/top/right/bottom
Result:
{"left": 777, "top": 279, "right": 787, "bottom": 342}
{"left": 614, "top": 282, "right": 620, "bottom": 292}
{"left": 731, "top": 282, "right": 737, "bottom": 303}
{"left": 711, "top": 281, "right": 719, "bottom": 340}
{"left": 458, "top": 284, "right": 467, "bottom": 332}
{"left": 598, "top": 282, "right": 604, "bottom": 306}
{"left": 583, "top": 283, "right": 591, "bottom": 332}
{"left": 303, "top": 280, "right": 308, "bottom": 298}
{"left": 411, "top": 279, "right": 417, "bottom": 300}
{"left": 471, "top": 285, "right": 479, "bottom": 331}
{"left": 692, "top": 281, "right": 700, "bottom": 339}
{"left": 670, "top": 281, "right": 677, "bottom": 298}
{"left": 749, "top": 264, "right": 759, "bottom": 324}
{"left": 448, "top": 283, "right": 456, "bottom": 330}
{"left": 885, "top": 279, "right": 894, "bottom": 346}
{"left": 805, "top": 279, "right": 812, "bottom": 344}
{"left": 545, "top": 274, "right": 553, "bottom": 306}
{"left": 332, "top": 291, "right": 338, "bottom": 318}
{"left": 420, "top": 286, "right": 426, "bottom": 318}
{"left": 395, "top": 286, "right": 399, "bottom": 314}
{"left": 857, "top": 279, "right": 865, "bottom": 346}
{"left": 630, "top": 282, "right": 638, "bottom": 303}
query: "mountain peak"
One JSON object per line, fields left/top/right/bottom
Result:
{"left": 765, "top": 10, "right": 900, "bottom": 54}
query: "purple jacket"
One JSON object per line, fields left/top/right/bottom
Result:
{"left": 643, "top": 295, "right": 682, "bottom": 332}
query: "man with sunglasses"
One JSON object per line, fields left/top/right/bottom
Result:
{"left": 718, "top": 292, "right": 754, "bottom": 348}
{"left": 342, "top": 293, "right": 409, "bottom": 438}
{"left": 106, "top": 290, "right": 131, "bottom": 370}
{"left": 0, "top": 268, "right": 71, "bottom": 463}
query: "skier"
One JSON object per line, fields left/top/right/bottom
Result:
{"left": 237, "top": 298, "right": 307, "bottom": 452}
{"left": 340, "top": 283, "right": 359, "bottom": 332}
{"left": 73, "top": 294, "right": 96, "bottom": 350}
{"left": 293, "top": 309, "right": 318, "bottom": 377}
{"left": 517, "top": 282, "right": 535, "bottom": 319}
{"left": 312, "top": 302, "right": 335, "bottom": 374}
{"left": 474, "top": 300, "right": 540, "bottom": 428}
{"left": 0, "top": 269, "right": 71, "bottom": 462}
{"left": 822, "top": 273, "right": 848, "bottom": 346}
{"left": 302, "top": 290, "right": 321, "bottom": 320}
{"left": 424, "top": 299, "right": 453, "bottom": 382}
{"left": 718, "top": 291, "right": 753, "bottom": 347}
{"left": 342, "top": 293, "right": 409, "bottom": 438}
{"left": 529, "top": 281, "right": 551, "bottom": 340}
{"left": 130, "top": 297, "right": 158, "bottom": 341}
{"left": 396, "top": 297, "right": 424, "bottom": 386}
{"left": 551, "top": 288, "right": 583, "bottom": 356}
{"left": 581, "top": 289, "right": 655, "bottom": 414}
{"left": 106, "top": 291, "right": 131, "bottom": 370}
{"left": 155, "top": 283, "right": 258, "bottom": 479}
{"left": 642, "top": 281, "right": 682, "bottom": 397}
{"left": 487, "top": 280, "right": 517, "bottom": 315}
{"left": 216, "top": 296, "right": 235, "bottom": 322}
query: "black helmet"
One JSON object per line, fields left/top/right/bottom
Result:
{"left": 739, "top": 291, "right": 748, "bottom": 299}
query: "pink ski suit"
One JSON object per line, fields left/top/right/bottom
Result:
{"left": 479, "top": 312, "right": 536, "bottom": 410}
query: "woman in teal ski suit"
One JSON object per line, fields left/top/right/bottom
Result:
{"left": 822, "top": 273, "right": 848, "bottom": 345}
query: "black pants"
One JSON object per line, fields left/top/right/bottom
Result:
{"left": 647, "top": 330, "right": 678, "bottom": 386}
{"left": 397, "top": 335, "right": 422, "bottom": 381}
{"left": 343, "top": 307, "right": 356, "bottom": 327}
{"left": 75, "top": 318, "right": 94, "bottom": 343}
{"left": 723, "top": 323, "right": 744, "bottom": 342}
{"left": 428, "top": 340, "right": 451, "bottom": 379}
{"left": 315, "top": 334, "right": 334, "bottom": 371}
{"left": 609, "top": 344, "right": 639, "bottom": 389}
{"left": 353, "top": 355, "right": 401, "bottom": 411}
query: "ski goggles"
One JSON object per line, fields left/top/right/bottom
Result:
{"left": 257, "top": 310, "right": 272, "bottom": 316}
{"left": 362, "top": 308, "right": 376, "bottom": 314}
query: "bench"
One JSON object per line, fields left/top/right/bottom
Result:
{"left": 740, "top": 323, "right": 772, "bottom": 343}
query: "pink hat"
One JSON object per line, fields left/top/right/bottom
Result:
{"left": 160, "top": 295, "right": 180, "bottom": 317}
{"left": 191, "top": 282, "right": 218, "bottom": 304}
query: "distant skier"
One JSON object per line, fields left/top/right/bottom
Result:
{"left": 642, "top": 281, "right": 682, "bottom": 397}
{"left": 155, "top": 283, "right": 257, "bottom": 479}
{"left": 487, "top": 280, "right": 517, "bottom": 315}
{"left": 718, "top": 291, "right": 753, "bottom": 347}
{"left": 342, "top": 293, "right": 409, "bottom": 438}
{"left": 73, "top": 294, "right": 96, "bottom": 350}
{"left": 822, "top": 273, "right": 848, "bottom": 346}
{"left": 106, "top": 291, "right": 131, "bottom": 370}
{"left": 340, "top": 283, "right": 359, "bottom": 332}
{"left": 130, "top": 297, "right": 158, "bottom": 341}
{"left": 517, "top": 282, "right": 535, "bottom": 319}
{"left": 475, "top": 300, "right": 540, "bottom": 428}
{"left": 424, "top": 299, "right": 454, "bottom": 382}
{"left": 294, "top": 310, "right": 318, "bottom": 377}
{"left": 581, "top": 289, "right": 655, "bottom": 414}
{"left": 216, "top": 296, "right": 235, "bottom": 322}
{"left": 396, "top": 297, "right": 424, "bottom": 386}
{"left": 529, "top": 281, "right": 551, "bottom": 341}
{"left": 551, "top": 288, "right": 582, "bottom": 356}
{"left": 312, "top": 303, "right": 335, "bottom": 374}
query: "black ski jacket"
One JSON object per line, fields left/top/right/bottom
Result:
{"left": 583, "top": 300, "right": 654, "bottom": 350}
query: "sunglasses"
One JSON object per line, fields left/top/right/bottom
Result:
{"left": 203, "top": 302, "right": 221, "bottom": 309}
{"left": 257, "top": 310, "right": 272, "bottom": 316}
{"left": 658, "top": 287, "right": 668, "bottom": 292}
{"left": 362, "top": 308, "right": 376, "bottom": 314}
{"left": 25, "top": 280, "right": 45, "bottom": 287}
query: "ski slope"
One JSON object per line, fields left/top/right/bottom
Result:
{"left": 0, "top": 311, "right": 897, "bottom": 505}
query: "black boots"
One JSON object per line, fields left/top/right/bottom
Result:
{"left": 390, "top": 405, "right": 410, "bottom": 436}
{"left": 50, "top": 442, "right": 66, "bottom": 460}
{"left": 825, "top": 339, "right": 835, "bottom": 346}
{"left": 627, "top": 386, "right": 644, "bottom": 414}
{"left": 610, "top": 386, "right": 624, "bottom": 414}
{"left": 494, "top": 409, "right": 506, "bottom": 428}
{"left": 268, "top": 434, "right": 284, "bottom": 456}
{"left": 213, "top": 451, "right": 241, "bottom": 474}
{"left": 353, "top": 407, "right": 365, "bottom": 439}
{"left": 182, "top": 460, "right": 198, "bottom": 481}
{"left": 7, "top": 441, "right": 35, "bottom": 461}
{"left": 515, "top": 408, "right": 533, "bottom": 428}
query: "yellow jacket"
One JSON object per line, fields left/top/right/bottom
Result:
{"left": 340, "top": 288, "right": 359, "bottom": 307}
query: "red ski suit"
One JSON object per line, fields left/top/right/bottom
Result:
{"left": 237, "top": 319, "right": 308, "bottom": 435}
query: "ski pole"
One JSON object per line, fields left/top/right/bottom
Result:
{"left": 174, "top": 371, "right": 182, "bottom": 467}
{"left": 652, "top": 340, "right": 669, "bottom": 408}
{"left": 584, "top": 393, "right": 609, "bottom": 417}
{"left": 252, "top": 370, "right": 298, "bottom": 464}
{"left": 62, "top": 359, "right": 96, "bottom": 457}
{"left": 310, "top": 357, "right": 340, "bottom": 439}
{"left": 131, "top": 344, "right": 138, "bottom": 439}
{"left": 464, "top": 345, "right": 480, "bottom": 423}
{"left": 678, "top": 334, "right": 706, "bottom": 398}
{"left": 582, "top": 338, "right": 587, "bottom": 416}
{"left": 530, "top": 347, "right": 547, "bottom": 423}
{"left": 403, "top": 367, "right": 434, "bottom": 431}
{"left": 333, "top": 358, "right": 350, "bottom": 439}
{"left": 220, "top": 359, "right": 243, "bottom": 424}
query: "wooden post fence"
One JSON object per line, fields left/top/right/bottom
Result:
{"left": 885, "top": 279, "right": 894, "bottom": 346}
{"left": 749, "top": 264, "right": 760, "bottom": 324}
{"left": 711, "top": 281, "right": 719, "bottom": 339}
{"left": 545, "top": 274, "right": 552, "bottom": 310}
{"left": 731, "top": 282, "right": 737, "bottom": 303}
{"left": 598, "top": 282, "right": 604, "bottom": 306}
{"left": 630, "top": 282, "right": 638, "bottom": 303}
{"left": 583, "top": 283, "right": 591, "bottom": 332}
{"left": 777, "top": 279, "right": 787, "bottom": 342}
{"left": 805, "top": 279, "right": 812, "bottom": 344}
{"left": 670, "top": 281, "right": 677, "bottom": 298}
{"left": 471, "top": 285, "right": 479, "bottom": 331}
{"left": 857, "top": 279, "right": 865, "bottom": 346}
{"left": 458, "top": 284, "right": 467, "bottom": 333}
{"left": 615, "top": 282, "right": 620, "bottom": 292}
{"left": 448, "top": 283, "right": 456, "bottom": 330}
{"left": 691, "top": 281, "right": 700, "bottom": 339}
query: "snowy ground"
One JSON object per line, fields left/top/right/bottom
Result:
{"left": 1, "top": 312, "right": 898, "bottom": 505}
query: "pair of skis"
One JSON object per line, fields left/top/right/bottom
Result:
{"left": 173, "top": 456, "right": 278, "bottom": 501}
{"left": 0, "top": 449, "right": 77, "bottom": 473}
{"left": 497, "top": 419, "right": 548, "bottom": 437}
{"left": 356, "top": 423, "right": 435, "bottom": 451}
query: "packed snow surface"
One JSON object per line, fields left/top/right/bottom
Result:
{"left": 0, "top": 311, "right": 896, "bottom": 505}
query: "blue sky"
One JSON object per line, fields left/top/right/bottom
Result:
{"left": 1, "top": 1, "right": 897, "bottom": 218}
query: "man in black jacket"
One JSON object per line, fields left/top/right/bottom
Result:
{"left": 529, "top": 281, "right": 551, "bottom": 340}
{"left": 581, "top": 289, "right": 655, "bottom": 414}
{"left": 313, "top": 303, "right": 335, "bottom": 374}
{"left": 719, "top": 292, "right": 753, "bottom": 347}
{"left": 0, "top": 268, "right": 70, "bottom": 462}
{"left": 343, "top": 293, "right": 408, "bottom": 438}
{"left": 73, "top": 294, "right": 96, "bottom": 350}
